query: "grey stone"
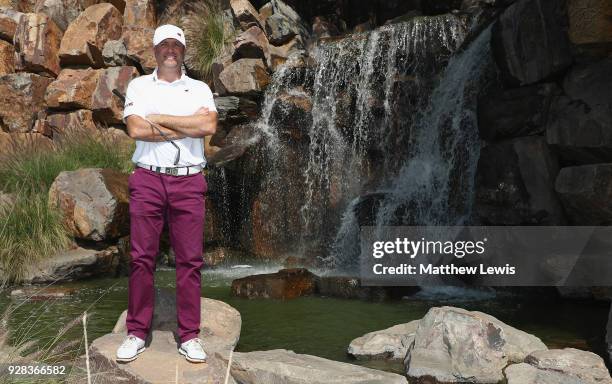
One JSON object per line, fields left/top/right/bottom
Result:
{"left": 348, "top": 321, "right": 419, "bottom": 361}
{"left": 102, "top": 39, "right": 130, "bottom": 67}
{"left": 217, "top": 58, "right": 270, "bottom": 96}
{"left": 505, "top": 363, "right": 583, "bottom": 384}
{"left": 526, "top": 348, "right": 612, "bottom": 384}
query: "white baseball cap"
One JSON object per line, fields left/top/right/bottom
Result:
{"left": 153, "top": 24, "right": 186, "bottom": 48}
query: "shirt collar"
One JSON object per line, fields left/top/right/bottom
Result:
{"left": 152, "top": 68, "right": 187, "bottom": 85}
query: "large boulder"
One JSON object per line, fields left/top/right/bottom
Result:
{"left": 546, "top": 57, "right": 612, "bottom": 165}
{"left": 0, "top": 39, "right": 14, "bottom": 75}
{"left": 348, "top": 321, "right": 419, "bottom": 361}
{"left": 474, "top": 137, "right": 566, "bottom": 225}
{"left": 269, "top": 89, "right": 312, "bottom": 144}
{"left": 230, "top": 0, "right": 262, "bottom": 31}
{"left": 231, "top": 268, "right": 318, "bottom": 299}
{"left": 405, "top": 306, "right": 547, "bottom": 383}
{"left": 0, "top": 6, "right": 23, "bottom": 42}
{"left": 217, "top": 349, "right": 409, "bottom": 384}
{"left": 505, "top": 363, "right": 580, "bottom": 384}
{"left": 266, "top": 0, "right": 309, "bottom": 46}
{"left": 478, "top": 83, "right": 559, "bottom": 141}
{"left": 524, "top": 348, "right": 612, "bottom": 384}
{"left": 45, "top": 109, "right": 97, "bottom": 139}
{"left": 121, "top": 24, "right": 155, "bottom": 73}
{"left": 22, "top": 246, "right": 120, "bottom": 284}
{"left": 33, "top": 0, "right": 97, "bottom": 32}
{"left": 76, "top": 293, "right": 241, "bottom": 384}
{"left": 13, "top": 12, "right": 62, "bottom": 76}
{"left": 90, "top": 65, "right": 138, "bottom": 123}
{"left": 48, "top": 168, "right": 129, "bottom": 241}
{"left": 233, "top": 25, "right": 269, "bottom": 62}
{"left": 267, "top": 36, "right": 301, "bottom": 70}
{"left": 215, "top": 96, "right": 259, "bottom": 126}
{"left": 217, "top": 58, "right": 270, "bottom": 97}
{"left": 555, "top": 164, "right": 612, "bottom": 225}
{"left": 59, "top": 3, "right": 123, "bottom": 67}
{"left": 123, "top": 0, "right": 155, "bottom": 29}
{"left": 492, "top": 0, "right": 572, "bottom": 86}
{"left": 0, "top": 72, "right": 52, "bottom": 132}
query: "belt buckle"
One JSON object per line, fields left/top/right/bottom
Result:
{"left": 165, "top": 167, "right": 179, "bottom": 176}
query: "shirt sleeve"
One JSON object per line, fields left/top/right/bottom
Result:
{"left": 122, "top": 80, "right": 147, "bottom": 123}
{"left": 195, "top": 82, "right": 217, "bottom": 113}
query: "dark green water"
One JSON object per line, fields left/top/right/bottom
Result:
{"left": 1, "top": 267, "right": 609, "bottom": 373}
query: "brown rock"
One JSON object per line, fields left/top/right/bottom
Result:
{"left": 101, "top": 39, "right": 130, "bottom": 66}
{"left": 48, "top": 168, "right": 129, "bottom": 241}
{"left": 0, "top": 6, "right": 23, "bottom": 42}
{"left": 568, "top": 0, "right": 612, "bottom": 46}
{"left": 122, "top": 24, "right": 155, "bottom": 73}
{"left": 269, "top": 89, "right": 312, "bottom": 143}
{"left": 231, "top": 268, "right": 318, "bottom": 299}
{"left": 258, "top": 2, "right": 272, "bottom": 24}
{"left": 14, "top": 12, "right": 62, "bottom": 76}
{"left": 44, "top": 67, "right": 100, "bottom": 109}
{"left": 217, "top": 58, "right": 270, "bottom": 96}
{"left": 31, "top": 117, "right": 52, "bottom": 136}
{"left": 233, "top": 25, "right": 269, "bottom": 62}
{"left": 123, "top": 0, "right": 155, "bottom": 29}
{"left": 46, "top": 109, "right": 98, "bottom": 139}
{"left": 0, "top": 131, "right": 52, "bottom": 153}
{"left": 211, "top": 52, "right": 233, "bottom": 95}
{"left": 230, "top": 0, "right": 262, "bottom": 31}
{"left": 59, "top": 3, "right": 123, "bottom": 67}
{"left": 34, "top": 0, "right": 95, "bottom": 32}
{"left": 91, "top": 65, "right": 138, "bottom": 123}
{"left": 0, "top": 72, "right": 52, "bottom": 132}
{"left": 267, "top": 34, "right": 299, "bottom": 70}
{"left": 0, "top": 39, "right": 14, "bottom": 75}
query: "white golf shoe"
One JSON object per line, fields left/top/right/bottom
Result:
{"left": 116, "top": 335, "right": 146, "bottom": 362}
{"left": 178, "top": 338, "right": 207, "bottom": 363}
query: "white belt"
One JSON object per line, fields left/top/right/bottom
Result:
{"left": 137, "top": 163, "right": 203, "bottom": 176}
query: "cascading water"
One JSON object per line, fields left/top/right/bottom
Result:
{"left": 331, "top": 26, "right": 495, "bottom": 271}
{"left": 255, "top": 14, "right": 473, "bottom": 257}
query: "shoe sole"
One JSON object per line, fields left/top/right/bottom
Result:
{"left": 116, "top": 346, "right": 146, "bottom": 362}
{"left": 178, "top": 347, "right": 207, "bottom": 363}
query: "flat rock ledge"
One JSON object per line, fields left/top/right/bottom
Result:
{"left": 216, "top": 349, "right": 409, "bottom": 384}
{"left": 348, "top": 320, "right": 419, "bottom": 361}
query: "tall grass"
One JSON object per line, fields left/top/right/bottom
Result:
{"left": 0, "top": 131, "right": 133, "bottom": 286}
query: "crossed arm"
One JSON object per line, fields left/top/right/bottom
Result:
{"left": 126, "top": 107, "right": 218, "bottom": 142}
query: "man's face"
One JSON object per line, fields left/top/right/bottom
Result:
{"left": 154, "top": 38, "right": 185, "bottom": 69}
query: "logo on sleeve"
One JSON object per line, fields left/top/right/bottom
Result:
{"left": 126, "top": 102, "right": 133, "bottom": 107}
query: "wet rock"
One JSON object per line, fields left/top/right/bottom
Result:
{"left": 316, "top": 276, "right": 389, "bottom": 301}
{"left": 0, "top": 72, "right": 53, "bottom": 133}
{"left": 555, "top": 164, "right": 612, "bottom": 225}
{"left": 215, "top": 96, "right": 259, "bottom": 126}
{"left": 48, "top": 168, "right": 129, "bottom": 241}
{"left": 478, "top": 83, "right": 559, "bottom": 141}
{"left": 123, "top": 0, "right": 155, "bottom": 29}
{"left": 475, "top": 137, "right": 565, "bottom": 225}
{"left": 45, "top": 109, "right": 97, "bottom": 139}
{"left": 547, "top": 57, "right": 612, "bottom": 165}
{"left": 101, "top": 39, "right": 129, "bottom": 66}
{"left": 405, "top": 306, "right": 547, "bottom": 383}
{"left": 233, "top": 25, "right": 269, "bottom": 62}
{"left": 231, "top": 268, "right": 318, "bottom": 299}
{"left": 23, "top": 246, "right": 120, "bottom": 284}
{"left": 122, "top": 25, "right": 155, "bottom": 73}
{"left": 79, "top": 294, "right": 241, "bottom": 384}
{"left": 267, "top": 36, "right": 301, "bottom": 71}
{"left": 525, "top": 348, "right": 612, "bottom": 384}
{"left": 312, "top": 15, "right": 340, "bottom": 40}
{"left": 203, "top": 247, "right": 228, "bottom": 268}
{"left": 230, "top": 0, "right": 262, "bottom": 31}
{"left": 217, "top": 349, "right": 409, "bottom": 384}
{"left": 0, "top": 39, "right": 14, "bottom": 75}
{"left": 0, "top": 6, "right": 23, "bottom": 42}
{"left": 269, "top": 89, "right": 312, "bottom": 144}
{"left": 348, "top": 321, "right": 419, "bottom": 361}
{"left": 492, "top": 0, "right": 572, "bottom": 86}
{"left": 10, "top": 286, "right": 76, "bottom": 299}
{"left": 14, "top": 12, "right": 62, "bottom": 76}
{"left": 59, "top": 3, "right": 123, "bottom": 68}
{"left": 567, "top": 0, "right": 612, "bottom": 48}
{"left": 217, "top": 58, "right": 270, "bottom": 97}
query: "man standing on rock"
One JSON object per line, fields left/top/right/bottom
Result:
{"left": 116, "top": 24, "right": 217, "bottom": 364}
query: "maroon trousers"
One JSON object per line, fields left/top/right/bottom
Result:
{"left": 127, "top": 167, "right": 206, "bottom": 343}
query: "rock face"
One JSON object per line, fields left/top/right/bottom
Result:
{"left": 567, "top": 0, "right": 612, "bottom": 46}
{"left": 348, "top": 321, "right": 419, "bottom": 361}
{"left": 233, "top": 25, "right": 269, "bottom": 62}
{"left": 478, "top": 83, "right": 559, "bottom": 141}
{"left": 218, "top": 58, "right": 270, "bottom": 96}
{"left": 123, "top": 0, "right": 156, "bottom": 29}
{"left": 23, "top": 247, "right": 120, "bottom": 284}
{"left": 524, "top": 348, "right": 612, "bottom": 384}
{"left": 13, "top": 12, "right": 62, "bottom": 76}
{"left": 269, "top": 89, "right": 312, "bottom": 144}
{"left": 404, "top": 306, "right": 547, "bottom": 384}
{"left": 555, "top": 164, "right": 612, "bottom": 225}
{"left": 0, "top": 39, "right": 14, "bottom": 75}
{"left": 59, "top": 3, "right": 123, "bottom": 67}
{"left": 0, "top": 6, "right": 23, "bottom": 42}
{"left": 217, "top": 349, "right": 409, "bottom": 384}
{"left": 0, "top": 72, "right": 52, "bottom": 132}
{"left": 78, "top": 294, "right": 241, "bottom": 384}
{"left": 492, "top": 0, "right": 572, "bottom": 86}
{"left": 122, "top": 25, "right": 155, "bottom": 73}
{"left": 475, "top": 137, "right": 565, "bottom": 225}
{"left": 102, "top": 39, "right": 129, "bottom": 66}
{"left": 33, "top": 0, "right": 91, "bottom": 31}
{"left": 48, "top": 168, "right": 129, "bottom": 241}
{"left": 505, "top": 363, "right": 577, "bottom": 384}
{"left": 265, "top": 0, "right": 309, "bottom": 47}
{"left": 91, "top": 65, "right": 138, "bottom": 123}
{"left": 230, "top": 0, "right": 262, "bottom": 31}
{"left": 547, "top": 57, "right": 612, "bottom": 165}
{"left": 231, "top": 268, "right": 318, "bottom": 299}
{"left": 45, "top": 109, "right": 97, "bottom": 139}
{"left": 215, "top": 96, "right": 259, "bottom": 126}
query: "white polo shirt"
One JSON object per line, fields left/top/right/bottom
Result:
{"left": 122, "top": 68, "right": 217, "bottom": 168}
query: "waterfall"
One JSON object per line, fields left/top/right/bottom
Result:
{"left": 330, "top": 26, "right": 494, "bottom": 271}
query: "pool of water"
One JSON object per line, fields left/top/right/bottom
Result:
{"left": 1, "top": 266, "right": 609, "bottom": 374}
